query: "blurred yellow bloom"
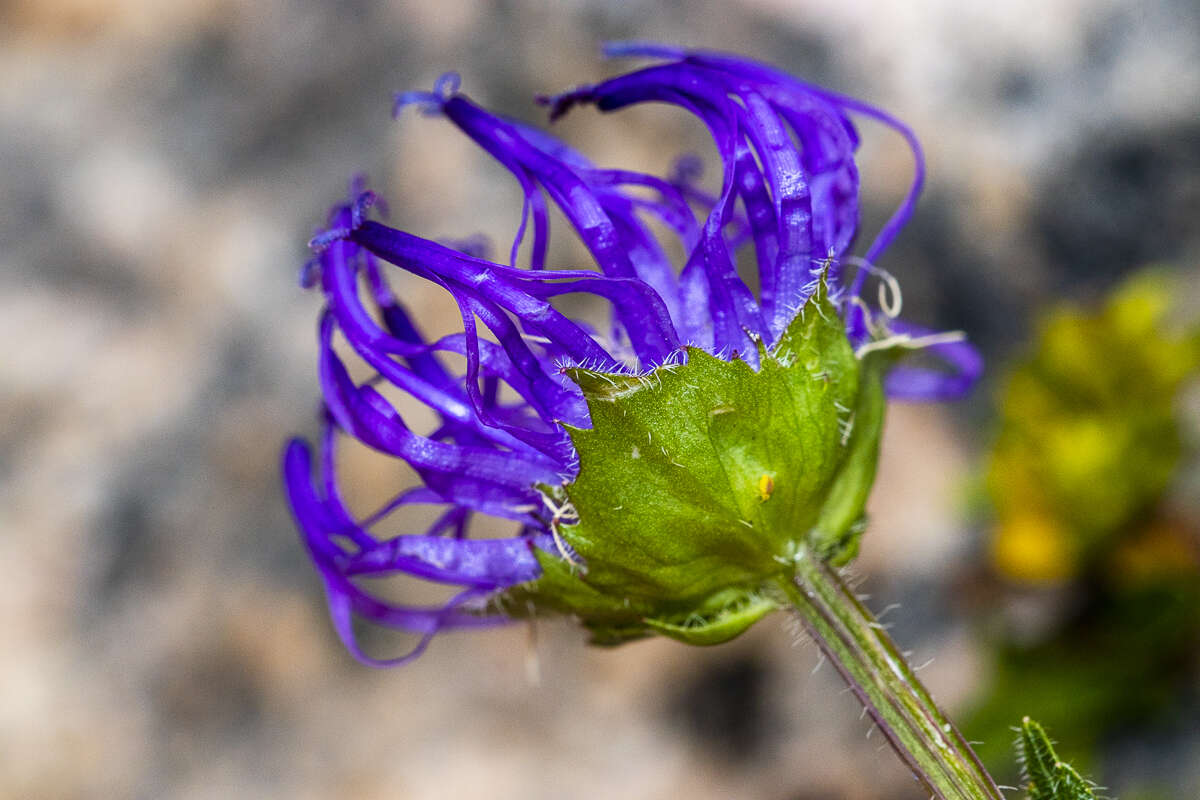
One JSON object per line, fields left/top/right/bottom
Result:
{"left": 991, "top": 513, "right": 1076, "bottom": 584}
{"left": 985, "top": 269, "right": 1200, "bottom": 584}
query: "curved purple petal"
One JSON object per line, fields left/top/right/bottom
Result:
{"left": 542, "top": 57, "right": 864, "bottom": 348}
{"left": 284, "top": 440, "right": 514, "bottom": 667}
{"left": 434, "top": 96, "right": 684, "bottom": 365}
{"left": 317, "top": 336, "right": 559, "bottom": 520}
{"left": 342, "top": 532, "right": 549, "bottom": 586}
{"left": 883, "top": 321, "right": 984, "bottom": 401}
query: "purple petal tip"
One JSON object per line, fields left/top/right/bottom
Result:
{"left": 393, "top": 71, "right": 462, "bottom": 119}
{"left": 601, "top": 41, "right": 686, "bottom": 60}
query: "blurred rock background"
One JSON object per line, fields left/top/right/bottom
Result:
{"left": 1, "top": 1, "right": 1198, "bottom": 798}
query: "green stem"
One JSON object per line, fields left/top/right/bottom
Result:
{"left": 778, "top": 546, "right": 1003, "bottom": 800}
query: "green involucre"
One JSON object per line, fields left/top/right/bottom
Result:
{"left": 500, "top": 285, "right": 890, "bottom": 645}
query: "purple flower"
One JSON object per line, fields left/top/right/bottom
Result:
{"left": 283, "top": 45, "right": 981, "bottom": 666}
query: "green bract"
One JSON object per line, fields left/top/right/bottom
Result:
{"left": 1017, "top": 718, "right": 1096, "bottom": 800}
{"left": 500, "top": 285, "right": 889, "bottom": 645}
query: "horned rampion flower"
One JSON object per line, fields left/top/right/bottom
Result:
{"left": 283, "top": 44, "right": 981, "bottom": 666}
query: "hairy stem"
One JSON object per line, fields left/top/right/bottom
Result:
{"left": 778, "top": 547, "right": 1003, "bottom": 800}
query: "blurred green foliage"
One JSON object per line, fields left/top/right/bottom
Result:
{"left": 968, "top": 270, "right": 1200, "bottom": 781}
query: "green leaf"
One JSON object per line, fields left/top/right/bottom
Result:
{"left": 642, "top": 590, "right": 777, "bottom": 646}
{"left": 500, "top": 282, "right": 888, "bottom": 644}
{"left": 1017, "top": 717, "right": 1098, "bottom": 800}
